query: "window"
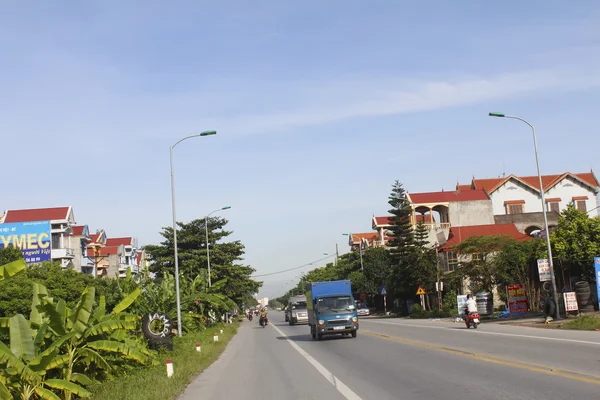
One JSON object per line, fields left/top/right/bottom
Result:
{"left": 547, "top": 202, "right": 560, "bottom": 213}
{"left": 571, "top": 196, "right": 588, "bottom": 212}
{"left": 445, "top": 251, "right": 458, "bottom": 272}
{"left": 507, "top": 204, "right": 524, "bottom": 214}
{"left": 575, "top": 200, "right": 587, "bottom": 212}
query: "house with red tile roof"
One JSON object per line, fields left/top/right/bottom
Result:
{"left": 457, "top": 171, "right": 600, "bottom": 216}
{"left": 0, "top": 206, "right": 79, "bottom": 269}
{"left": 346, "top": 232, "right": 380, "bottom": 251}
{"left": 369, "top": 189, "right": 496, "bottom": 248}
{"left": 456, "top": 171, "right": 600, "bottom": 234}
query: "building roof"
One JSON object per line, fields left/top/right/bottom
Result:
{"left": 373, "top": 216, "right": 393, "bottom": 227}
{"left": 2, "top": 207, "right": 71, "bottom": 223}
{"left": 407, "top": 189, "right": 490, "bottom": 204}
{"left": 106, "top": 237, "right": 133, "bottom": 247}
{"left": 440, "top": 223, "right": 530, "bottom": 250}
{"left": 88, "top": 245, "right": 120, "bottom": 256}
{"left": 459, "top": 172, "right": 600, "bottom": 194}
{"left": 349, "top": 232, "right": 379, "bottom": 244}
{"left": 71, "top": 225, "right": 90, "bottom": 237}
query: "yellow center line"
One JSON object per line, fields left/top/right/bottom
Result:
{"left": 361, "top": 330, "right": 600, "bottom": 386}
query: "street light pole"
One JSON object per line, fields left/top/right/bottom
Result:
{"left": 489, "top": 113, "right": 559, "bottom": 319}
{"left": 170, "top": 130, "right": 217, "bottom": 336}
{"left": 205, "top": 206, "right": 232, "bottom": 288}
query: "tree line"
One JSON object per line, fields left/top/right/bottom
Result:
{"left": 276, "top": 181, "right": 600, "bottom": 314}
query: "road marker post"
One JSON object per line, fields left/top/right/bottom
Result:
{"left": 166, "top": 359, "right": 174, "bottom": 377}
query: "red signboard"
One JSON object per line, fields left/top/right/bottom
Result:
{"left": 507, "top": 284, "right": 529, "bottom": 313}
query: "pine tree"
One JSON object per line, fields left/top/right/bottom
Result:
{"left": 414, "top": 221, "right": 430, "bottom": 248}
{"left": 386, "top": 180, "right": 414, "bottom": 259}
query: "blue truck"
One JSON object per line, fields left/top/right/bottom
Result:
{"left": 306, "top": 280, "right": 359, "bottom": 340}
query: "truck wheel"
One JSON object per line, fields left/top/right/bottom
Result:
{"left": 316, "top": 333, "right": 322, "bottom": 341}
{"left": 351, "top": 331, "right": 357, "bottom": 338}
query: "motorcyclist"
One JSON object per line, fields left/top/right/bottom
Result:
{"left": 464, "top": 294, "right": 477, "bottom": 319}
{"left": 259, "top": 308, "right": 269, "bottom": 325}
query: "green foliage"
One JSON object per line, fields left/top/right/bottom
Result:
{"left": 551, "top": 204, "right": 600, "bottom": 280}
{"left": 0, "top": 281, "right": 154, "bottom": 399}
{"left": 452, "top": 235, "right": 518, "bottom": 293}
{"left": 90, "top": 322, "right": 238, "bottom": 400}
{"left": 386, "top": 180, "right": 415, "bottom": 259}
{"left": 0, "top": 246, "right": 24, "bottom": 267}
{"left": 144, "top": 217, "right": 261, "bottom": 306}
{"left": 414, "top": 221, "right": 429, "bottom": 247}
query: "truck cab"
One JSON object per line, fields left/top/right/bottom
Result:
{"left": 306, "top": 280, "right": 359, "bottom": 340}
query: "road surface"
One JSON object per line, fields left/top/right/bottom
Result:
{"left": 179, "top": 312, "right": 600, "bottom": 400}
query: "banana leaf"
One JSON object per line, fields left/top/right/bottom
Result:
{"left": 0, "top": 259, "right": 26, "bottom": 282}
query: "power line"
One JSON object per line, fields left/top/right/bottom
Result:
{"left": 251, "top": 254, "right": 336, "bottom": 278}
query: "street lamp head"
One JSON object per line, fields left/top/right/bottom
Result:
{"left": 488, "top": 112, "right": 505, "bottom": 118}
{"left": 222, "top": 206, "right": 232, "bottom": 210}
{"left": 342, "top": 233, "right": 350, "bottom": 236}
{"left": 199, "top": 130, "right": 217, "bottom": 136}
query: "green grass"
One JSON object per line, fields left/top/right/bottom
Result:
{"left": 90, "top": 322, "right": 239, "bottom": 400}
{"left": 559, "top": 315, "right": 600, "bottom": 330}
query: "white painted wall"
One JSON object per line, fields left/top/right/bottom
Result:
{"left": 545, "top": 176, "right": 600, "bottom": 217}
{"left": 489, "top": 178, "right": 540, "bottom": 215}
{"left": 489, "top": 176, "right": 599, "bottom": 217}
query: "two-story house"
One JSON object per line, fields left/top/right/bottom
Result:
{"left": 0, "top": 207, "right": 79, "bottom": 269}
{"left": 457, "top": 171, "right": 600, "bottom": 235}
{"left": 106, "top": 237, "right": 139, "bottom": 278}
{"left": 371, "top": 189, "right": 496, "bottom": 247}
{"left": 69, "top": 225, "right": 92, "bottom": 273}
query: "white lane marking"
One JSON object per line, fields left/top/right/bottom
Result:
{"left": 271, "top": 323, "right": 363, "bottom": 400}
{"left": 365, "top": 320, "right": 600, "bottom": 346}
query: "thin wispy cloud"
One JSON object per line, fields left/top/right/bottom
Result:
{"left": 212, "top": 66, "right": 600, "bottom": 136}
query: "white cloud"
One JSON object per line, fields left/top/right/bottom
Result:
{"left": 209, "top": 66, "right": 600, "bottom": 136}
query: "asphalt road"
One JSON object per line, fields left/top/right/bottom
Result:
{"left": 179, "top": 312, "right": 600, "bottom": 400}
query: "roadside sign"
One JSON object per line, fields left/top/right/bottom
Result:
{"left": 537, "top": 259, "right": 551, "bottom": 282}
{"left": 563, "top": 292, "right": 579, "bottom": 312}
{"left": 506, "top": 284, "right": 528, "bottom": 314}
{"left": 435, "top": 282, "right": 443, "bottom": 292}
{"left": 595, "top": 257, "right": 600, "bottom": 310}
{"left": 379, "top": 286, "right": 387, "bottom": 295}
{"left": 416, "top": 286, "right": 426, "bottom": 295}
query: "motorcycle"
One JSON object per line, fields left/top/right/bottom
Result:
{"left": 248, "top": 313, "right": 253, "bottom": 321}
{"left": 259, "top": 316, "right": 268, "bottom": 327}
{"left": 464, "top": 308, "right": 480, "bottom": 329}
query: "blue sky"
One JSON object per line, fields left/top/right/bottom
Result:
{"left": 2, "top": 1, "right": 600, "bottom": 298}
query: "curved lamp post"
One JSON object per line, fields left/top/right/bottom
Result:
{"left": 489, "top": 112, "right": 559, "bottom": 319}
{"left": 205, "top": 206, "right": 232, "bottom": 287}
{"left": 170, "top": 130, "right": 216, "bottom": 336}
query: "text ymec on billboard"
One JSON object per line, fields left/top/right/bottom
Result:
{"left": 0, "top": 221, "right": 52, "bottom": 264}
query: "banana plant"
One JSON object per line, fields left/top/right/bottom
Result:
{"left": 31, "top": 283, "right": 155, "bottom": 400}
{"left": 0, "top": 313, "right": 91, "bottom": 399}
{"left": 0, "top": 258, "right": 26, "bottom": 282}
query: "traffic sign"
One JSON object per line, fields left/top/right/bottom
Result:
{"left": 379, "top": 286, "right": 387, "bottom": 295}
{"left": 416, "top": 286, "right": 426, "bottom": 295}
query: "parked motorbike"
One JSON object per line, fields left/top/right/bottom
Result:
{"left": 464, "top": 308, "right": 480, "bottom": 329}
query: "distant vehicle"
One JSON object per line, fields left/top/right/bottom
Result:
{"left": 286, "top": 295, "right": 308, "bottom": 325}
{"left": 357, "top": 303, "right": 370, "bottom": 316}
{"left": 276, "top": 307, "right": 281, "bottom": 311}
{"left": 307, "top": 280, "right": 358, "bottom": 340}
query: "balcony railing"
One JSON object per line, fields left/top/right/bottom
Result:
{"left": 51, "top": 248, "right": 75, "bottom": 259}
{"left": 416, "top": 222, "right": 451, "bottom": 231}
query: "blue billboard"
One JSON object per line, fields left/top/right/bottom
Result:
{"left": 595, "top": 257, "right": 600, "bottom": 310}
{"left": 0, "top": 221, "right": 52, "bottom": 264}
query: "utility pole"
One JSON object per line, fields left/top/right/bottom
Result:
{"left": 435, "top": 244, "right": 442, "bottom": 311}
{"left": 335, "top": 243, "right": 339, "bottom": 266}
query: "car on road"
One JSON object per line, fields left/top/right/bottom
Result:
{"left": 357, "top": 304, "right": 370, "bottom": 316}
